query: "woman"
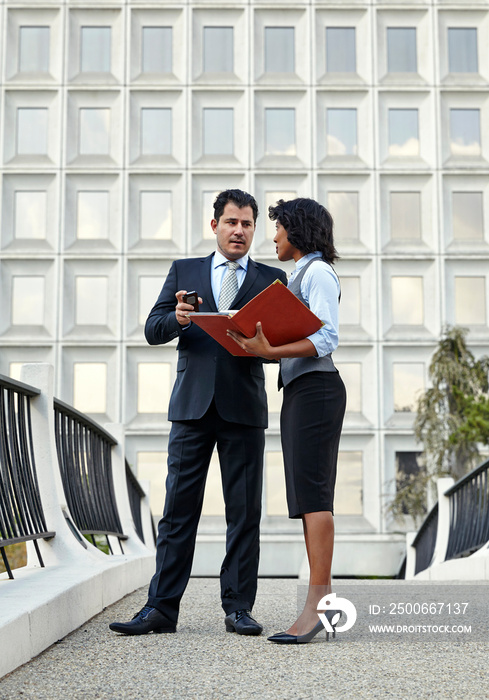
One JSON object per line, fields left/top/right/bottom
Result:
{"left": 228, "top": 197, "right": 346, "bottom": 644}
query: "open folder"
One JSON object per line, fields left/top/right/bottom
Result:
{"left": 188, "top": 279, "right": 324, "bottom": 357}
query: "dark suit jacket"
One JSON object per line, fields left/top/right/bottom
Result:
{"left": 145, "top": 254, "right": 288, "bottom": 428}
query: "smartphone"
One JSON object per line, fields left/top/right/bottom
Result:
{"left": 182, "top": 291, "right": 199, "bottom": 312}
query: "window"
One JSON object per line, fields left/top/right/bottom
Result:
{"left": 391, "top": 277, "right": 423, "bottom": 325}
{"left": 450, "top": 109, "right": 481, "bottom": 157}
{"left": 76, "top": 191, "right": 109, "bottom": 239}
{"left": 138, "top": 277, "right": 162, "bottom": 325}
{"left": 141, "top": 108, "right": 172, "bottom": 155}
{"left": 335, "top": 363, "right": 361, "bottom": 413}
{"left": 137, "top": 363, "right": 171, "bottom": 413}
{"left": 264, "top": 27, "right": 294, "bottom": 73}
{"left": 265, "top": 191, "right": 296, "bottom": 239}
{"left": 396, "top": 452, "right": 424, "bottom": 515}
{"left": 137, "top": 452, "right": 166, "bottom": 512}
{"left": 390, "top": 192, "right": 421, "bottom": 240}
{"left": 79, "top": 108, "right": 110, "bottom": 155}
{"left": 142, "top": 27, "right": 172, "bottom": 73}
{"left": 75, "top": 277, "right": 108, "bottom": 326}
{"left": 266, "top": 451, "right": 287, "bottom": 516}
{"left": 326, "top": 27, "right": 356, "bottom": 73}
{"left": 73, "top": 363, "right": 107, "bottom": 413}
{"left": 12, "top": 277, "right": 44, "bottom": 325}
{"left": 203, "top": 27, "right": 233, "bottom": 73}
{"left": 19, "top": 26, "right": 50, "bottom": 73}
{"left": 387, "top": 28, "right": 417, "bottom": 73}
{"left": 388, "top": 109, "right": 419, "bottom": 157}
{"left": 80, "top": 27, "right": 111, "bottom": 73}
{"left": 335, "top": 451, "right": 362, "bottom": 515}
{"left": 264, "top": 364, "right": 281, "bottom": 413}
{"left": 265, "top": 109, "right": 296, "bottom": 156}
{"left": 327, "top": 109, "right": 357, "bottom": 156}
{"left": 339, "top": 277, "right": 360, "bottom": 325}
{"left": 202, "top": 190, "right": 220, "bottom": 239}
{"left": 203, "top": 108, "right": 233, "bottom": 155}
{"left": 452, "top": 192, "right": 484, "bottom": 241}
{"left": 202, "top": 454, "right": 225, "bottom": 516}
{"left": 140, "top": 191, "right": 172, "bottom": 240}
{"left": 17, "top": 108, "right": 48, "bottom": 155}
{"left": 14, "top": 191, "right": 47, "bottom": 240}
{"left": 455, "top": 277, "right": 486, "bottom": 325}
{"left": 328, "top": 192, "right": 359, "bottom": 240}
{"left": 393, "top": 363, "right": 424, "bottom": 412}
{"left": 448, "top": 28, "right": 478, "bottom": 73}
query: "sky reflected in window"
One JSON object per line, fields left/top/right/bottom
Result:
{"left": 79, "top": 108, "right": 110, "bottom": 155}
{"left": 140, "top": 190, "right": 172, "bottom": 239}
{"left": 19, "top": 26, "right": 50, "bottom": 73}
{"left": 81, "top": 27, "right": 111, "bottom": 73}
{"left": 327, "top": 108, "right": 357, "bottom": 156}
{"left": 452, "top": 192, "right": 484, "bottom": 241}
{"left": 265, "top": 27, "right": 294, "bottom": 73}
{"left": 203, "top": 108, "right": 233, "bottom": 155}
{"left": 204, "top": 27, "right": 233, "bottom": 73}
{"left": 391, "top": 276, "right": 423, "bottom": 325}
{"left": 326, "top": 27, "right": 356, "bottom": 73}
{"left": 448, "top": 28, "right": 478, "bottom": 73}
{"left": 265, "top": 108, "right": 296, "bottom": 156}
{"left": 450, "top": 109, "right": 481, "bottom": 157}
{"left": 142, "top": 27, "right": 172, "bottom": 73}
{"left": 388, "top": 109, "right": 419, "bottom": 156}
{"left": 387, "top": 28, "right": 417, "bottom": 73}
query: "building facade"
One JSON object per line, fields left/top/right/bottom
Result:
{"left": 1, "top": 0, "right": 488, "bottom": 576}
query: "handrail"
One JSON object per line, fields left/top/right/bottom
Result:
{"left": 125, "top": 461, "right": 145, "bottom": 544}
{"left": 53, "top": 399, "right": 126, "bottom": 554}
{"left": 0, "top": 374, "right": 54, "bottom": 578}
{"left": 445, "top": 458, "right": 489, "bottom": 561}
{"left": 411, "top": 502, "right": 438, "bottom": 575}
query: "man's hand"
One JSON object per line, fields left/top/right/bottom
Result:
{"left": 227, "top": 322, "right": 274, "bottom": 359}
{"left": 175, "top": 290, "right": 203, "bottom": 327}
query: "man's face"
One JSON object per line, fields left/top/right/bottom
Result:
{"left": 211, "top": 202, "right": 255, "bottom": 261}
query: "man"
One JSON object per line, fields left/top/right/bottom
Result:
{"left": 110, "top": 189, "right": 287, "bottom": 636}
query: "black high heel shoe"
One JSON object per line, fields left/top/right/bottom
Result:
{"left": 267, "top": 611, "right": 339, "bottom": 645}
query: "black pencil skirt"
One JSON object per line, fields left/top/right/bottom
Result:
{"left": 280, "top": 370, "right": 346, "bottom": 519}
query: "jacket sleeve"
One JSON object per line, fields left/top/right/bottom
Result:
{"left": 144, "top": 261, "right": 182, "bottom": 346}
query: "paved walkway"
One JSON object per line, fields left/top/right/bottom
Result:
{"left": 1, "top": 578, "right": 488, "bottom": 699}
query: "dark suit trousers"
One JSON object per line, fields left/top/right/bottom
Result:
{"left": 147, "top": 401, "right": 265, "bottom": 623}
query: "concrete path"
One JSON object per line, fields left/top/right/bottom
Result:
{"left": 1, "top": 578, "right": 487, "bottom": 699}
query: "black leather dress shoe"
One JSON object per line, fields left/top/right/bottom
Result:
{"left": 109, "top": 606, "right": 176, "bottom": 635}
{"left": 224, "top": 610, "right": 263, "bottom": 636}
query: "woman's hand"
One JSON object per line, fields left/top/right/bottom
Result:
{"left": 227, "top": 322, "right": 275, "bottom": 359}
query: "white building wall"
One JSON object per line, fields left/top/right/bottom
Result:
{"left": 1, "top": 0, "right": 488, "bottom": 576}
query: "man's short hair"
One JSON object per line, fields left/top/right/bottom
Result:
{"left": 213, "top": 189, "right": 259, "bottom": 224}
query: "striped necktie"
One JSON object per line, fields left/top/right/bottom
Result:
{"left": 218, "top": 261, "right": 239, "bottom": 311}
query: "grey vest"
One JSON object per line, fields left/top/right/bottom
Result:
{"left": 279, "top": 257, "right": 338, "bottom": 389}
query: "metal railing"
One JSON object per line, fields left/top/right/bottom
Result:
{"left": 54, "top": 399, "right": 127, "bottom": 554}
{"left": 411, "top": 502, "right": 438, "bottom": 576}
{"left": 0, "top": 375, "right": 55, "bottom": 579}
{"left": 445, "top": 458, "right": 489, "bottom": 561}
{"left": 125, "top": 461, "right": 145, "bottom": 544}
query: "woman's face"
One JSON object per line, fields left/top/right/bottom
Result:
{"left": 273, "top": 221, "right": 302, "bottom": 262}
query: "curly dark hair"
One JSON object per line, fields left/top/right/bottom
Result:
{"left": 268, "top": 197, "right": 338, "bottom": 263}
{"left": 213, "top": 189, "right": 259, "bottom": 224}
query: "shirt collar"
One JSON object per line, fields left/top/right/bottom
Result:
{"left": 295, "top": 251, "right": 322, "bottom": 270}
{"left": 213, "top": 250, "right": 249, "bottom": 271}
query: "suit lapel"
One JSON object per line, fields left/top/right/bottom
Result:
{"left": 200, "top": 254, "right": 217, "bottom": 312}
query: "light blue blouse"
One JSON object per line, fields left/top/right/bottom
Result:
{"left": 288, "top": 252, "right": 340, "bottom": 357}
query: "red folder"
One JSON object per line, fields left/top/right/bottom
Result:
{"left": 188, "top": 279, "right": 324, "bottom": 357}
